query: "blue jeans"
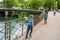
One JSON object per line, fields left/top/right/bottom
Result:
{"left": 44, "top": 18, "right": 47, "bottom": 23}
{"left": 54, "top": 12, "right": 56, "bottom": 16}
{"left": 26, "top": 25, "right": 32, "bottom": 39}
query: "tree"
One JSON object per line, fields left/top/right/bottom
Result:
{"left": 57, "top": 0, "right": 60, "bottom": 9}
{"left": 43, "top": 0, "right": 56, "bottom": 10}
{"left": 27, "top": 0, "right": 42, "bottom": 9}
{"left": 52, "top": 0, "right": 56, "bottom": 9}
{"left": 3, "top": 0, "right": 19, "bottom": 8}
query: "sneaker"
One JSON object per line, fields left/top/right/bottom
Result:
{"left": 29, "top": 35, "right": 32, "bottom": 38}
{"left": 26, "top": 36, "right": 28, "bottom": 39}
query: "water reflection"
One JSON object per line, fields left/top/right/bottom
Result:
{"left": 0, "top": 20, "right": 27, "bottom": 40}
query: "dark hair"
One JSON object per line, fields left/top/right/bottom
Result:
{"left": 45, "top": 9, "right": 48, "bottom": 13}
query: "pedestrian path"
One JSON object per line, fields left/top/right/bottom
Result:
{"left": 29, "top": 11, "right": 60, "bottom": 40}
{"left": 17, "top": 11, "right": 60, "bottom": 40}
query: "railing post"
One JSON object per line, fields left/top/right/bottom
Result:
{"left": 5, "top": 23, "right": 7, "bottom": 40}
{"left": 5, "top": 22, "right": 11, "bottom": 40}
{"left": 22, "top": 24, "right": 24, "bottom": 36}
{"left": 9, "top": 22, "right": 11, "bottom": 40}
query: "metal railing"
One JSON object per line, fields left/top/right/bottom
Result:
{"left": 0, "top": 19, "right": 28, "bottom": 40}
{"left": 0, "top": 8, "right": 43, "bottom": 40}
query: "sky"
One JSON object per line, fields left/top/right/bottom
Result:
{"left": 0, "top": 0, "right": 28, "bottom": 2}
{"left": 0, "top": 0, "right": 3, "bottom": 2}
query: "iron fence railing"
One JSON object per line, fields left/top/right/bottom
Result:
{"left": 0, "top": 8, "right": 43, "bottom": 40}
{"left": 0, "top": 19, "right": 28, "bottom": 40}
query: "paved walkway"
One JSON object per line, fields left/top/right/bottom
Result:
{"left": 29, "top": 11, "right": 60, "bottom": 40}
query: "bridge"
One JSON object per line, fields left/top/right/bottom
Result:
{"left": 18, "top": 11, "right": 60, "bottom": 40}
{"left": 0, "top": 8, "right": 60, "bottom": 40}
{"left": 0, "top": 8, "right": 42, "bottom": 40}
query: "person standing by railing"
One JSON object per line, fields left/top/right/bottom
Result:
{"left": 44, "top": 9, "right": 48, "bottom": 24}
{"left": 54, "top": 10, "right": 56, "bottom": 16}
{"left": 26, "top": 15, "right": 34, "bottom": 39}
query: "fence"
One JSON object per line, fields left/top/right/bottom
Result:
{"left": 0, "top": 8, "right": 43, "bottom": 40}
{"left": 0, "top": 19, "right": 28, "bottom": 40}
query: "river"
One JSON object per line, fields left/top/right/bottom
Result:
{"left": 0, "top": 20, "right": 28, "bottom": 40}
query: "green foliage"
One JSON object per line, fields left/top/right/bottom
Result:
{"left": 57, "top": 0, "right": 60, "bottom": 9}
{"left": 52, "top": 0, "right": 57, "bottom": 9}
{"left": 43, "top": 0, "right": 56, "bottom": 9}
{"left": 3, "top": 0, "right": 57, "bottom": 9}
{"left": 3, "top": 0, "right": 23, "bottom": 8}
{"left": 39, "top": 13, "right": 43, "bottom": 21}
{"left": 17, "top": 12, "right": 30, "bottom": 19}
{"left": 27, "top": 0, "right": 42, "bottom": 9}
{"left": 3, "top": 0, "right": 14, "bottom": 8}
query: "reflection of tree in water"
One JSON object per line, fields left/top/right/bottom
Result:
{"left": 0, "top": 11, "right": 5, "bottom": 17}
{"left": 0, "top": 11, "right": 5, "bottom": 20}
{"left": 0, "top": 11, "right": 12, "bottom": 18}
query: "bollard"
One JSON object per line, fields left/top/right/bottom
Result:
{"left": 5, "top": 22, "right": 11, "bottom": 40}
